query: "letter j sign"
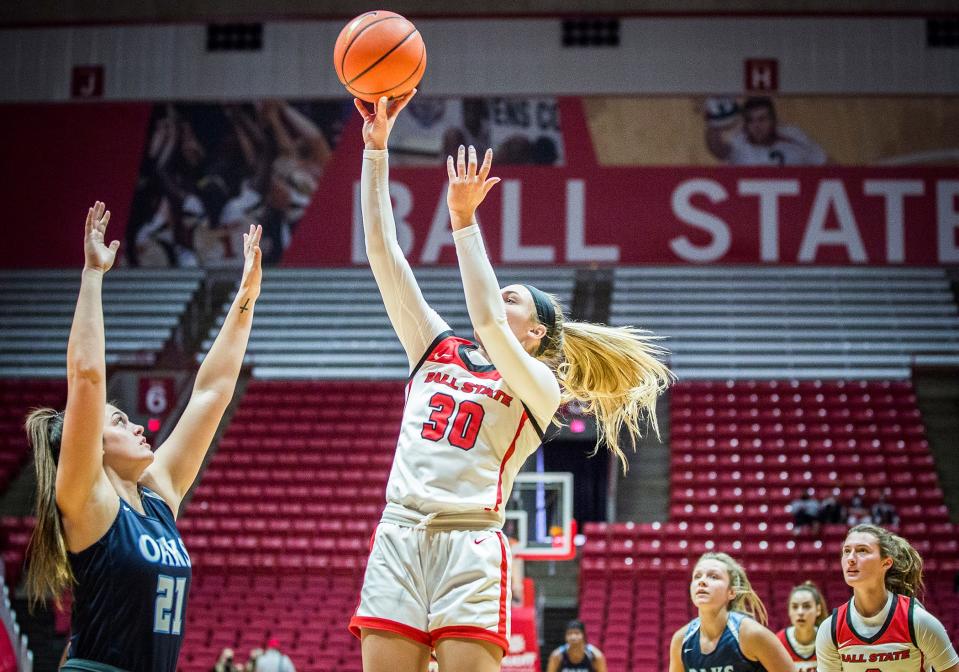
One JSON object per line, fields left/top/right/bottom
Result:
{"left": 71, "top": 65, "right": 104, "bottom": 98}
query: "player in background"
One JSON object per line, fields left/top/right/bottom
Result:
{"left": 815, "top": 524, "right": 959, "bottom": 672}
{"left": 24, "top": 202, "right": 262, "bottom": 671}
{"left": 546, "top": 619, "right": 607, "bottom": 672}
{"left": 669, "top": 552, "right": 795, "bottom": 672}
{"left": 775, "top": 581, "right": 828, "bottom": 672}
{"left": 704, "top": 96, "right": 828, "bottom": 166}
{"left": 348, "top": 92, "right": 672, "bottom": 672}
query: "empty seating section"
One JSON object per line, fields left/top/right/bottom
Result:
{"left": 0, "top": 380, "right": 64, "bottom": 590}
{"left": 0, "top": 379, "right": 65, "bottom": 499}
{"left": 580, "top": 380, "right": 959, "bottom": 671}
{"left": 176, "top": 380, "right": 404, "bottom": 672}
{"left": 0, "top": 270, "right": 204, "bottom": 377}
{"left": 183, "top": 573, "right": 364, "bottom": 672}
{"left": 611, "top": 267, "right": 959, "bottom": 379}
{"left": 201, "top": 267, "right": 575, "bottom": 379}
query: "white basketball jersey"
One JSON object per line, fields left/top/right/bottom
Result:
{"left": 831, "top": 594, "right": 926, "bottom": 672}
{"left": 385, "top": 332, "right": 545, "bottom": 520}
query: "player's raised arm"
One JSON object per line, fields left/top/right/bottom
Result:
{"left": 143, "top": 224, "right": 262, "bottom": 515}
{"left": 56, "top": 201, "right": 120, "bottom": 518}
{"left": 447, "top": 145, "right": 560, "bottom": 424}
{"left": 354, "top": 91, "right": 450, "bottom": 367}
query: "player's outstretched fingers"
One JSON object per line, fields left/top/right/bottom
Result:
{"left": 479, "top": 148, "right": 493, "bottom": 181}
{"left": 467, "top": 145, "right": 478, "bottom": 179}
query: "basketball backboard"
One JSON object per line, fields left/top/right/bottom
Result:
{"left": 505, "top": 472, "right": 575, "bottom": 561}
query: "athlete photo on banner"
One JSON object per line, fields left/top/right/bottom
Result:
{"left": 387, "top": 96, "right": 565, "bottom": 166}
{"left": 125, "top": 100, "right": 351, "bottom": 268}
{"left": 584, "top": 95, "right": 959, "bottom": 167}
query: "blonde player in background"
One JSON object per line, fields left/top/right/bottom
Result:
{"left": 775, "top": 581, "right": 828, "bottom": 672}
{"left": 347, "top": 91, "right": 672, "bottom": 672}
{"left": 669, "top": 552, "right": 795, "bottom": 672}
{"left": 815, "top": 524, "right": 958, "bottom": 671}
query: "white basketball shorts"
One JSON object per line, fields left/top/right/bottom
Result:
{"left": 348, "top": 522, "right": 512, "bottom": 652}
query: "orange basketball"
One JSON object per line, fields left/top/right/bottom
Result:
{"left": 333, "top": 11, "right": 427, "bottom": 103}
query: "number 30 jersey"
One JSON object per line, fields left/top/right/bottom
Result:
{"left": 385, "top": 332, "right": 546, "bottom": 522}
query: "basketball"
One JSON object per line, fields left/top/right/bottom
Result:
{"left": 333, "top": 11, "right": 427, "bottom": 103}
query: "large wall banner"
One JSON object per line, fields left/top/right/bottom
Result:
{"left": 284, "top": 96, "right": 959, "bottom": 266}
{"left": 1, "top": 95, "right": 956, "bottom": 268}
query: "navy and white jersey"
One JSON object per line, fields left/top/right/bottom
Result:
{"left": 552, "top": 643, "right": 600, "bottom": 672}
{"left": 68, "top": 487, "right": 192, "bottom": 672}
{"left": 681, "top": 611, "right": 766, "bottom": 672}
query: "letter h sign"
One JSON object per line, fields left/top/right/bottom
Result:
{"left": 745, "top": 59, "right": 778, "bottom": 92}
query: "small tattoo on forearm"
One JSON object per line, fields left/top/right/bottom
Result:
{"left": 239, "top": 298, "right": 250, "bottom": 313}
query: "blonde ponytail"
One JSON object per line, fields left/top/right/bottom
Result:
{"left": 535, "top": 293, "right": 673, "bottom": 473}
{"left": 24, "top": 408, "right": 74, "bottom": 611}
{"left": 697, "top": 552, "right": 769, "bottom": 626}
{"left": 848, "top": 524, "right": 924, "bottom": 598}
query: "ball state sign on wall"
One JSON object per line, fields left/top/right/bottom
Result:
{"left": 284, "top": 99, "right": 959, "bottom": 267}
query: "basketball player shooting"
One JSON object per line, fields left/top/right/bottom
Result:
{"left": 348, "top": 93, "right": 672, "bottom": 672}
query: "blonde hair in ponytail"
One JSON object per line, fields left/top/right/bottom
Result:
{"left": 696, "top": 552, "right": 769, "bottom": 626}
{"left": 847, "top": 524, "right": 924, "bottom": 598}
{"left": 534, "top": 294, "right": 674, "bottom": 473}
{"left": 24, "top": 408, "right": 74, "bottom": 611}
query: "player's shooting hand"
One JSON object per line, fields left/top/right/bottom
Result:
{"left": 355, "top": 89, "right": 416, "bottom": 150}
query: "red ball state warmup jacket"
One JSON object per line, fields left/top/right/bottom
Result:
{"left": 830, "top": 594, "right": 924, "bottom": 671}
{"left": 775, "top": 628, "right": 816, "bottom": 672}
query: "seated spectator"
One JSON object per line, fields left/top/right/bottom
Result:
{"left": 213, "top": 648, "right": 240, "bottom": 672}
{"left": 254, "top": 639, "right": 295, "bottom": 672}
{"left": 818, "top": 492, "right": 844, "bottom": 525}
{"left": 871, "top": 492, "right": 899, "bottom": 526}
{"left": 846, "top": 492, "right": 872, "bottom": 526}
{"left": 244, "top": 648, "right": 264, "bottom": 672}
{"left": 790, "top": 490, "right": 820, "bottom": 534}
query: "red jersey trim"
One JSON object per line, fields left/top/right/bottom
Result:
{"left": 421, "top": 336, "right": 504, "bottom": 381}
{"left": 491, "top": 412, "right": 528, "bottom": 512}
{"left": 409, "top": 330, "right": 455, "bottom": 382}
{"left": 349, "top": 616, "right": 432, "bottom": 647}
{"left": 496, "top": 532, "right": 509, "bottom": 638}
{"left": 431, "top": 625, "right": 509, "bottom": 654}
{"left": 776, "top": 628, "right": 815, "bottom": 662}
{"left": 835, "top": 593, "right": 911, "bottom": 646}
